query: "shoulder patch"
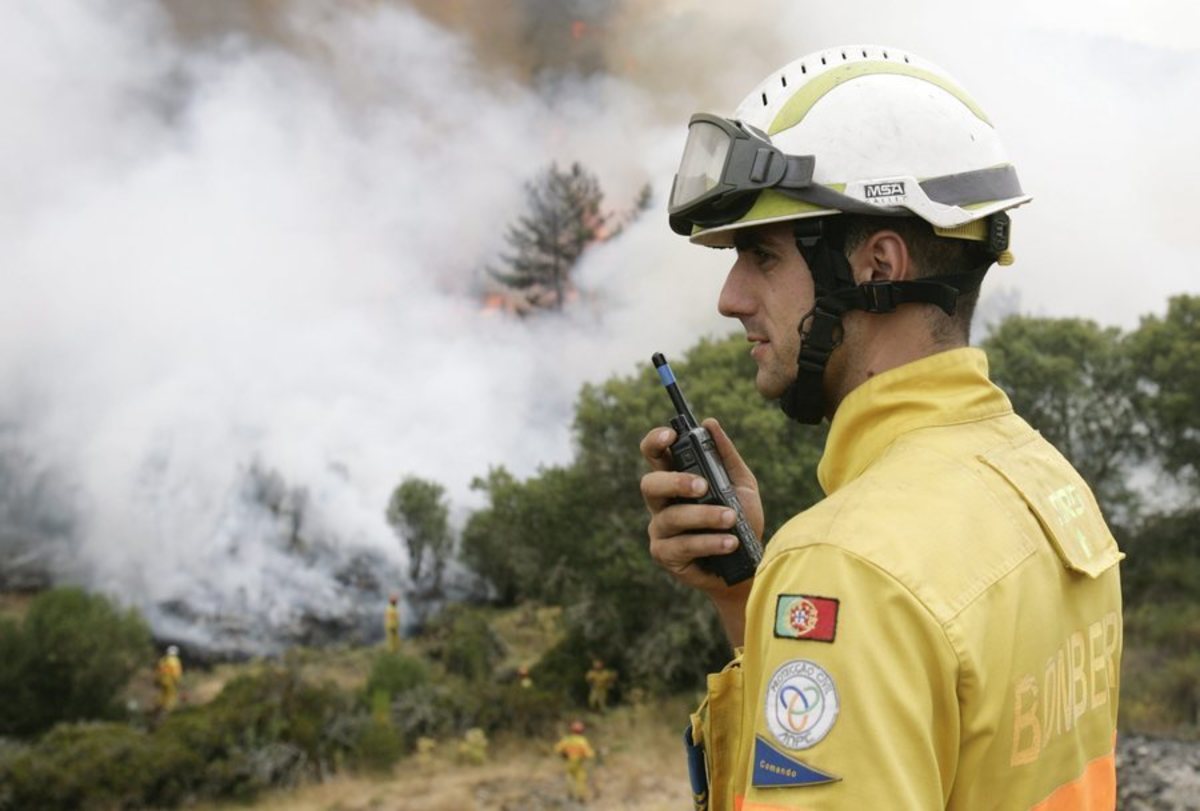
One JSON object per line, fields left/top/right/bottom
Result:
{"left": 774, "top": 595, "right": 839, "bottom": 642}
{"left": 752, "top": 737, "right": 840, "bottom": 788}
{"left": 764, "top": 659, "right": 839, "bottom": 751}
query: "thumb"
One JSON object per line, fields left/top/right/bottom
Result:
{"left": 702, "top": 418, "right": 756, "bottom": 490}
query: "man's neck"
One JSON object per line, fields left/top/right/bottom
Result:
{"left": 825, "top": 307, "right": 966, "bottom": 417}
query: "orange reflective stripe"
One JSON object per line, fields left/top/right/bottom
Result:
{"left": 1029, "top": 748, "right": 1116, "bottom": 810}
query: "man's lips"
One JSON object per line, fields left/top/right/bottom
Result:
{"left": 748, "top": 335, "right": 769, "bottom": 359}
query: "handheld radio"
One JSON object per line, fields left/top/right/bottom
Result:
{"left": 652, "top": 352, "right": 763, "bottom": 585}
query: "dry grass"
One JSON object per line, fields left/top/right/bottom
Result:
{"left": 194, "top": 698, "right": 696, "bottom": 811}
{"left": 489, "top": 603, "right": 565, "bottom": 670}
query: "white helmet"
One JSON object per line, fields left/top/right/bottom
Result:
{"left": 167, "top": 645, "right": 179, "bottom": 656}
{"left": 669, "top": 44, "right": 1030, "bottom": 249}
{"left": 668, "top": 46, "right": 1030, "bottom": 424}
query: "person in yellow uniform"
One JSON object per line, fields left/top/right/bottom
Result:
{"left": 585, "top": 659, "right": 617, "bottom": 712}
{"left": 640, "top": 45, "right": 1123, "bottom": 810}
{"left": 554, "top": 719, "right": 596, "bottom": 802}
{"left": 384, "top": 594, "right": 400, "bottom": 653}
{"left": 155, "top": 645, "right": 184, "bottom": 713}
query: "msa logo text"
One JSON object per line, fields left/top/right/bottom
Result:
{"left": 864, "top": 181, "right": 906, "bottom": 199}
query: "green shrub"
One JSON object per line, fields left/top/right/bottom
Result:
{"left": 351, "top": 718, "right": 403, "bottom": 774}
{"left": 427, "top": 606, "right": 505, "bottom": 681}
{"left": 531, "top": 632, "right": 595, "bottom": 704}
{"left": 364, "top": 652, "right": 429, "bottom": 700}
{"left": 386, "top": 672, "right": 564, "bottom": 744}
{"left": 478, "top": 682, "right": 564, "bottom": 737}
{"left": 0, "top": 588, "right": 151, "bottom": 737}
{"left": 0, "top": 721, "right": 200, "bottom": 811}
{"left": 159, "top": 665, "right": 352, "bottom": 777}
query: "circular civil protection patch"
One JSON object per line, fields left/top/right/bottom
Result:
{"left": 764, "top": 659, "right": 840, "bottom": 751}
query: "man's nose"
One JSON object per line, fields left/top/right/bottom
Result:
{"left": 718, "top": 259, "right": 754, "bottom": 319}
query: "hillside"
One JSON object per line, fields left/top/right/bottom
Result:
{"left": 194, "top": 701, "right": 693, "bottom": 811}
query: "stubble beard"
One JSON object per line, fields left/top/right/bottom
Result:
{"left": 756, "top": 342, "right": 800, "bottom": 401}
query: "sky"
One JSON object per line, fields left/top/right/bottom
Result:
{"left": 1, "top": 0, "right": 1197, "bottom": 651}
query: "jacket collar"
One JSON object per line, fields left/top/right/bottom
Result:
{"left": 817, "top": 348, "right": 1013, "bottom": 495}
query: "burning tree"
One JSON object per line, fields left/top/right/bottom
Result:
{"left": 489, "top": 161, "right": 609, "bottom": 312}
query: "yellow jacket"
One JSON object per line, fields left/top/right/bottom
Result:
{"left": 555, "top": 733, "right": 596, "bottom": 764}
{"left": 690, "top": 349, "right": 1123, "bottom": 810}
{"left": 156, "top": 654, "right": 183, "bottom": 686}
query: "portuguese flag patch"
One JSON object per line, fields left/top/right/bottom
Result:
{"left": 774, "top": 594, "right": 839, "bottom": 643}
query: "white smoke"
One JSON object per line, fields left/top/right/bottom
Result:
{"left": 1, "top": 0, "right": 1196, "bottom": 652}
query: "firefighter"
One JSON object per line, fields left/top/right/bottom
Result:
{"left": 585, "top": 658, "right": 617, "bottom": 712}
{"left": 641, "top": 44, "right": 1123, "bottom": 809}
{"left": 155, "top": 645, "right": 184, "bottom": 713}
{"left": 554, "top": 719, "right": 596, "bottom": 802}
{"left": 384, "top": 593, "right": 400, "bottom": 653}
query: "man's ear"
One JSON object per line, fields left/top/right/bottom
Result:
{"left": 849, "top": 229, "right": 912, "bottom": 284}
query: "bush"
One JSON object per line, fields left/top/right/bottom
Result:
{"left": 0, "top": 721, "right": 200, "bottom": 811}
{"left": 364, "top": 652, "right": 429, "bottom": 700}
{"left": 387, "top": 672, "right": 564, "bottom": 745}
{"left": 159, "top": 666, "right": 353, "bottom": 781}
{"left": 351, "top": 718, "right": 403, "bottom": 774}
{"left": 0, "top": 664, "right": 376, "bottom": 810}
{"left": 0, "top": 588, "right": 151, "bottom": 737}
{"left": 478, "top": 682, "right": 564, "bottom": 737}
{"left": 427, "top": 606, "right": 505, "bottom": 681}
{"left": 531, "top": 632, "right": 594, "bottom": 705}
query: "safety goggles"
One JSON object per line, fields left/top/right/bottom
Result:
{"left": 668, "top": 113, "right": 816, "bottom": 236}
{"left": 669, "top": 114, "right": 1032, "bottom": 236}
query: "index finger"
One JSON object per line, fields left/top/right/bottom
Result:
{"left": 639, "top": 427, "right": 677, "bottom": 472}
{"left": 703, "top": 418, "right": 756, "bottom": 489}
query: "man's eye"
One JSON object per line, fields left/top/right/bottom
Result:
{"left": 753, "top": 248, "right": 775, "bottom": 264}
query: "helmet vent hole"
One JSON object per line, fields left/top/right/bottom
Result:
{"left": 761, "top": 92, "right": 768, "bottom": 106}
{"left": 903, "top": 54, "right": 910, "bottom": 63}
{"left": 883, "top": 50, "right": 889, "bottom": 59}
{"left": 820, "top": 56, "right": 826, "bottom": 65}
{"left": 800, "top": 64, "right": 807, "bottom": 74}
{"left": 841, "top": 51, "right": 847, "bottom": 60}
{"left": 781, "top": 74, "right": 787, "bottom": 87}
{"left": 861, "top": 49, "right": 868, "bottom": 58}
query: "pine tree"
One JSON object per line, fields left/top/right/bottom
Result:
{"left": 489, "top": 162, "right": 608, "bottom": 311}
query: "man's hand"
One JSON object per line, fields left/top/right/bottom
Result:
{"left": 640, "top": 418, "right": 763, "bottom": 644}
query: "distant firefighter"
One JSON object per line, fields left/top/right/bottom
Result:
{"left": 384, "top": 594, "right": 401, "bottom": 653}
{"left": 585, "top": 659, "right": 617, "bottom": 712}
{"left": 554, "top": 719, "right": 596, "bottom": 802}
{"left": 155, "top": 645, "right": 184, "bottom": 713}
{"left": 517, "top": 664, "right": 533, "bottom": 689}
{"left": 457, "top": 727, "right": 489, "bottom": 765}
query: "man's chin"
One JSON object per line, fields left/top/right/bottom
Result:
{"left": 754, "top": 371, "right": 792, "bottom": 401}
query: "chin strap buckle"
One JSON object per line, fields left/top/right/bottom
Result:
{"left": 859, "top": 281, "right": 899, "bottom": 313}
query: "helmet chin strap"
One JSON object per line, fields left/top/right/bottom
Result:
{"left": 778, "top": 218, "right": 988, "bottom": 424}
